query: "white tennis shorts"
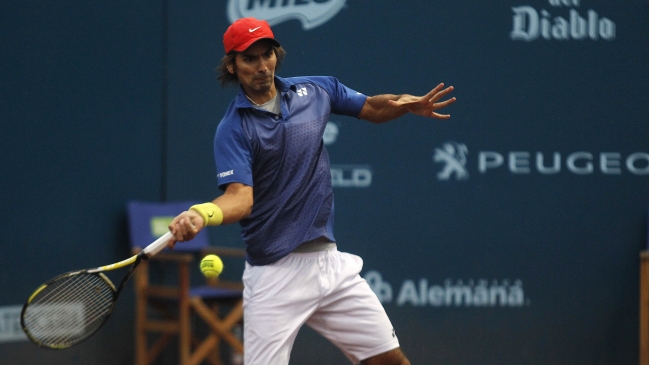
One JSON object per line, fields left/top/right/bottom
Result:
{"left": 242, "top": 247, "right": 399, "bottom": 365}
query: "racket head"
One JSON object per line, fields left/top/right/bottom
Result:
{"left": 21, "top": 271, "right": 117, "bottom": 349}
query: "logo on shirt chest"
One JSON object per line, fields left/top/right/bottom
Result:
{"left": 296, "top": 87, "right": 308, "bottom": 97}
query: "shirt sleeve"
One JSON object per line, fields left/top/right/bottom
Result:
{"left": 213, "top": 118, "right": 254, "bottom": 190}
{"left": 309, "top": 76, "right": 367, "bottom": 117}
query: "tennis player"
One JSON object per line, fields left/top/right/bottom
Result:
{"left": 168, "top": 17, "right": 455, "bottom": 365}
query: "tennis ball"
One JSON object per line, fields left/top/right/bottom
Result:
{"left": 200, "top": 255, "right": 223, "bottom": 278}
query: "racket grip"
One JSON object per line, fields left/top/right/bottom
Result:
{"left": 142, "top": 231, "right": 174, "bottom": 258}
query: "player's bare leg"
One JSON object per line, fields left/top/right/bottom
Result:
{"left": 361, "top": 348, "right": 411, "bottom": 365}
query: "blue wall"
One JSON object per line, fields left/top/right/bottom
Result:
{"left": 0, "top": 1, "right": 164, "bottom": 364}
{"left": 1, "top": 0, "right": 648, "bottom": 364}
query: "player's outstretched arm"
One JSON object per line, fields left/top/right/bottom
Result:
{"left": 168, "top": 182, "right": 253, "bottom": 245}
{"left": 359, "top": 83, "right": 456, "bottom": 123}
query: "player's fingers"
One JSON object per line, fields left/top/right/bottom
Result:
{"left": 429, "top": 86, "right": 455, "bottom": 103}
{"left": 185, "top": 217, "right": 200, "bottom": 238}
{"left": 168, "top": 216, "right": 180, "bottom": 232}
{"left": 429, "top": 83, "right": 446, "bottom": 94}
{"left": 173, "top": 218, "right": 193, "bottom": 241}
{"left": 166, "top": 239, "right": 176, "bottom": 249}
{"left": 434, "top": 97, "right": 457, "bottom": 109}
{"left": 432, "top": 112, "right": 451, "bottom": 119}
{"left": 423, "top": 83, "right": 446, "bottom": 100}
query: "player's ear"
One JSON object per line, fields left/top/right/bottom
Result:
{"left": 227, "top": 62, "right": 235, "bottom": 75}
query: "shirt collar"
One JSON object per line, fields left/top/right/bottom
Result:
{"left": 234, "top": 76, "right": 289, "bottom": 109}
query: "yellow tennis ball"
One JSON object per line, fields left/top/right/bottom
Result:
{"left": 200, "top": 255, "right": 223, "bottom": 278}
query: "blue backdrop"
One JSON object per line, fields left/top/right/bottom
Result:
{"left": 1, "top": 0, "right": 648, "bottom": 364}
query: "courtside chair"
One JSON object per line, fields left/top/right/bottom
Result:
{"left": 127, "top": 200, "right": 245, "bottom": 365}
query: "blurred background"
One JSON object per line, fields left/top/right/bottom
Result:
{"left": 1, "top": 0, "right": 648, "bottom": 364}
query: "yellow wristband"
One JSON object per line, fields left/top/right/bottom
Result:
{"left": 190, "top": 202, "right": 224, "bottom": 226}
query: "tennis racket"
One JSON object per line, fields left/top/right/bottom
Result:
{"left": 20, "top": 231, "right": 174, "bottom": 349}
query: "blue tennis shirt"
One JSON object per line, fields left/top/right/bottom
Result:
{"left": 214, "top": 76, "right": 367, "bottom": 265}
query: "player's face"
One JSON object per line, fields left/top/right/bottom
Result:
{"left": 229, "top": 40, "right": 277, "bottom": 97}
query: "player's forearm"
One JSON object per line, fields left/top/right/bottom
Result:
{"left": 212, "top": 197, "right": 252, "bottom": 224}
{"left": 212, "top": 184, "right": 253, "bottom": 224}
{"left": 358, "top": 94, "right": 410, "bottom": 123}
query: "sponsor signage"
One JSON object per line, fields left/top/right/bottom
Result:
{"left": 331, "top": 164, "right": 372, "bottom": 188}
{"left": 434, "top": 141, "right": 649, "bottom": 180}
{"left": 0, "top": 306, "right": 27, "bottom": 343}
{"left": 364, "top": 271, "right": 528, "bottom": 308}
{"left": 325, "top": 122, "right": 373, "bottom": 188}
{"left": 511, "top": 0, "right": 616, "bottom": 41}
{"left": 227, "top": 0, "right": 347, "bottom": 30}
{"left": 22, "top": 303, "right": 86, "bottom": 339}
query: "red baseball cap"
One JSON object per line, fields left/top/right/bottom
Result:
{"left": 223, "top": 17, "right": 280, "bottom": 54}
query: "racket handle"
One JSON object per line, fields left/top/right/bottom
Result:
{"left": 142, "top": 231, "right": 174, "bottom": 258}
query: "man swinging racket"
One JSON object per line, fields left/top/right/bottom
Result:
{"left": 168, "top": 17, "right": 456, "bottom": 365}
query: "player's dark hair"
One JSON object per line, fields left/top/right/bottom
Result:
{"left": 216, "top": 44, "right": 286, "bottom": 87}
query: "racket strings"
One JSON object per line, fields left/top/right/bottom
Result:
{"left": 25, "top": 275, "right": 113, "bottom": 345}
{"left": 23, "top": 273, "right": 115, "bottom": 348}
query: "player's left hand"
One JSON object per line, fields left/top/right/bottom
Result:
{"left": 389, "top": 83, "right": 456, "bottom": 119}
